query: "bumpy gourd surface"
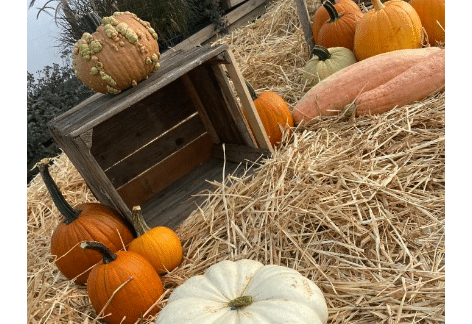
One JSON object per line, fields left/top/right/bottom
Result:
{"left": 155, "top": 259, "right": 328, "bottom": 324}
{"left": 72, "top": 11, "right": 160, "bottom": 94}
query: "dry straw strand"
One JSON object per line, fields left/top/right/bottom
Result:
{"left": 27, "top": 0, "right": 444, "bottom": 323}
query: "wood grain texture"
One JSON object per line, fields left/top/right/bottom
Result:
{"left": 295, "top": 0, "right": 315, "bottom": 55}
{"left": 116, "top": 133, "right": 214, "bottom": 208}
{"left": 224, "top": 50, "right": 274, "bottom": 153}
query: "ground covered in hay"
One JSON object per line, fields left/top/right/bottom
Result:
{"left": 27, "top": 0, "right": 445, "bottom": 323}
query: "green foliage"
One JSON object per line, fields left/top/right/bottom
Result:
{"left": 27, "top": 53, "right": 94, "bottom": 183}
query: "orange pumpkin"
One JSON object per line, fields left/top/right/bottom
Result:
{"left": 72, "top": 11, "right": 160, "bottom": 94}
{"left": 37, "top": 159, "right": 134, "bottom": 285}
{"left": 409, "top": 0, "right": 445, "bottom": 45}
{"left": 245, "top": 81, "right": 294, "bottom": 147}
{"left": 81, "top": 241, "right": 164, "bottom": 324}
{"left": 312, "top": 0, "right": 361, "bottom": 44}
{"left": 128, "top": 206, "right": 183, "bottom": 274}
{"left": 312, "top": 0, "right": 363, "bottom": 50}
{"left": 353, "top": 0, "right": 423, "bottom": 61}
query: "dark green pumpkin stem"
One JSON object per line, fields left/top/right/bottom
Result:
{"left": 37, "top": 158, "right": 81, "bottom": 224}
{"left": 224, "top": 70, "right": 259, "bottom": 101}
{"left": 311, "top": 45, "right": 332, "bottom": 61}
{"left": 323, "top": 0, "right": 341, "bottom": 23}
{"left": 227, "top": 295, "right": 254, "bottom": 309}
{"left": 80, "top": 241, "right": 117, "bottom": 264}
{"left": 244, "top": 80, "right": 259, "bottom": 101}
{"left": 131, "top": 206, "right": 151, "bottom": 237}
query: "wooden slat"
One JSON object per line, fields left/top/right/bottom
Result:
{"left": 142, "top": 158, "right": 246, "bottom": 229}
{"left": 295, "top": 0, "right": 315, "bottom": 55}
{"left": 224, "top": 49, "right": 274, "bottom": 153}
{"left": 48, "top": 125, "right": 134, "bottom": 224}
{"left": 187, "top": 64, "right": 247, "bottom": 145}
{"left": 105, "top": 113, "right": 207, "bottom": 188}
{"left": 211, "top": 63, "right": 258, "bottom": 147}
{"left": 116, "top": 133, "right": 214, "bottom": 208}
{"left": 181, "top": 74, "right": 220, "bottom": 144}
{"left": 90, "top": 77, "right": 196, "bottom": 171}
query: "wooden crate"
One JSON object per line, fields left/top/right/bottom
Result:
{"left": 48, "top": 44, "right": 272, "bottom": 230}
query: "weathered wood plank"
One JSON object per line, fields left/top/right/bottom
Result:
{"left": 211, "top": 63, "right": 258, "bottom": 147}
{"left": 187, "top": 64, "right": 246, "bottom": 145}
{"left": 116, "top": 133, "right": 214, "bottom": 208}
{"left": 90, "top": 77, "right": 197, "bottom": 171}
{"left": 224, "top": 49, "right": 274, "bottom": 153}
{"left": 181, "top": 74, "right": 220, "bottom": 144}
{"left": 105, "top": 113, "right": 207, "bottom": 188}
{"left": 142, "top": 158, "right": 246, "bottom": 229}
{"left": 295, "top": 0, "right": 315, "bottom": 54}
{"left": 48, "top": 125, "right": 134, "bottom": 224}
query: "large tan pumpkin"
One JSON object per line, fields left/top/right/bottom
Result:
{"left": 72, "top": 11, "right": 160, "bottom": 94}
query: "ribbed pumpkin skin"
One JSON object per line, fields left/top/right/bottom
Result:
{"left": 86, "top": 250, "right": 164, "bottom": 324}
{"left": 72, "top": 12, "right": 160, "bottom": 94}
{"left": 128, "top": 226, "right": 183, "bottom": 274}
{"left": 312, "top": 0, "right": 361, "bottom": 44}
{"left": 254, "top": 92, "right": 294, "bottom": 146}
{"left": 313, "top": 1, "right": 363, "bottom": 51}
{"left": 354, "top": 0, "right": 423, "bottom": 61}
{"left": 409, "top": 0, "right": 445, "bottom": 45}
{"left": 50, "top": 203, "right": 134, "bottom": 285}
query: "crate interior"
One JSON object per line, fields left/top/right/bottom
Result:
{"left": 89, "top": 62, "right": 259, "bottom": 228}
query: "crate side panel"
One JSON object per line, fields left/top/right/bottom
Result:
{"left": 104, "top": 113, "right": 207, "bottom": 188}
{"left": 89, "top": 78, "right": 197, "bottom": 171}
{"left": 187, "top": 64, "right": 246, "bottom": 145}
{"left": 116, "top": 133, "right": 214, "bottom": 208}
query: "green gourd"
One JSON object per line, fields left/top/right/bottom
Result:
{"left": 301, "top": 45, "right": 357, "bottom": 92}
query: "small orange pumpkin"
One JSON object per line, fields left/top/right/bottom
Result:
{"left": 81, "top": 241, "right": 164, "bottom": 324}
{"left": 353, "top": 0, "right": 423, "bottom": 61}
{"left": 244, "top": 81, "right": 294, "bottom": 147}
{"left": 312, "top": 0, "right": 363, "bottom": 50}
{"left": 37, "top": 158, "right": 134, "bottom": 285}
{"left": 409, "top": 0, "right": 445, "bottom": 45}
{"left": 128, "top": 206, "right": 183, "bottom": 274}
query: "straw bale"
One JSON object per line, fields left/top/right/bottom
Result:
{"left": 27, "top": 0, "right": 445, "bottom": 323}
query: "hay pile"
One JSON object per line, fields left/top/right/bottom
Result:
{"left": 27, "top": 0, "right": 445, "bottom": 323}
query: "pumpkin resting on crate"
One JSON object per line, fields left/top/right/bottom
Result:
{"left": 72, "top": 11, "right": 160, "bottom": 94}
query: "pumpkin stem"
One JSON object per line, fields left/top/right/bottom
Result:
{"left": 371, "top": 0, "right": 385, "bottom": 11}
{"left": 131, "top": 206, "right": 151, "bottom": 237}
{"left": 227, "top": 295, "right": 254, "bottom": 309}
{"left": 37, "top": 158, "right": 81, "bottom": 225}
{"left": 80, "top": 241, "right": 117, "bottom": 264}
{"left": 311, "top": 45, "right": 332, "bottom": 61}
{"left": 323, "top": 1, "right": 341, "bottom": 23}
{"left": 244, "top": 80, "right": 259, "bottom": 101}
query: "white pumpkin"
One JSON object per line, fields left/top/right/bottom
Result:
{"left": 155, "top": 259, "right": 328, "bottom": 324}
